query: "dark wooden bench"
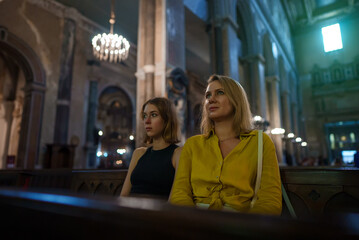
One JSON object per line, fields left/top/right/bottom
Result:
{"left": 0, "top": 188, "right": 358, "bottom": 239}
{"left": 0, "top": 169, "right": 127, "bottom": 196}
{"left": 280, "top": 167, "right": 359, "bottom": 218}
{"left": 1, "top": 167, "right": 359, "bottom": 217}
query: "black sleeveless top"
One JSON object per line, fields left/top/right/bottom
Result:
{"left": 130, "top": 144, "right": 178, "bottom": 197}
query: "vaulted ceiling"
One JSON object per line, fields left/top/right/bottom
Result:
{"left": 281, "top": 0, "right": 359, "bottom": 34}
{"left": 54, "top": 0, "right": 359, "bottom": 43}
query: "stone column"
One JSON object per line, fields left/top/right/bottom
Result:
{"left": 0, "top": 101, "right": 14, "bottom": 168}
{"left": 208, "top": 0, "right": 240, "bottom": 80}
{"left": 243, "top": 54, "right": 267, "bottom": 119}
{"left": 292, "top": 102, "right": 301, "bottom": 164}
{"left": 136, "top": 0, "right": 186, "bottom": 146}
{"left": 281, "top": 90, "right": 295, "bottom": 165}
{"left": 53, "top": 18, "right": 76, "bottom": 144}
{"left": 84, "top": 80, "right": 98, "bottom": 168}
{"left": 266, "top": 75, "right": 283, "bottom": 164}
{"left": 17, "top": 83, "right": 45, "bottom": 169}
{"left": 7, "top": 96, "right": 24, "bottom": 157}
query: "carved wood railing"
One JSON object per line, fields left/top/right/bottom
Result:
{"left": 280, "top": 167, "right": 359, "bottom": 218}
{"left": 0, "top": 169, "right": 127, "bottom": 196}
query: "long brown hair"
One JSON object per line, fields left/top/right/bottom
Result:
{"left": 200, "top": 75, "right": 254, "bottom": 137}
{"left": 141, "top": 97, "right": 180, "bottom": 144}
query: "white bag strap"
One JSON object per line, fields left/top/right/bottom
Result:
{"left": 250, "top": 130, "right": 263, "bottom": 208}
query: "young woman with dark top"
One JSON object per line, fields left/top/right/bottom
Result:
{"left": 120, "top": 97, "right": 182, "bottom": 199}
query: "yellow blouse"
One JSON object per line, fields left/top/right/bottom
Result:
{"left": 170, "top": 130, "right": 282, "bottom": 215}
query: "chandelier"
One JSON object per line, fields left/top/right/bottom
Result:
{"left": 92, "top": 0, "right": 130, "bottom": 63}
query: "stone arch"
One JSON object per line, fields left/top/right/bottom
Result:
{"left": 0, "top": 27, "right": 46, "bottom": 169}
{"left": 97, "top": 86, "right": 134, "bottom": 169}
{"left": 236, "top": 1, "right": 261, "bottom": 56}
{"left": 98, "top": 83, "right": 136, "bottom": 134}
{"left": 98, "top": 86, "right": 134, "bottom": 134}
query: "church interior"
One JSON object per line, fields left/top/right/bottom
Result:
{"left": 0, "top": 0, "right": 359, "bottom": 238}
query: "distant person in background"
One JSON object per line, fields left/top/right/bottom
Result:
{"left": 120, "top": 97, "right": 182, "bottom": 199}
{"left": 354, "top": 147, "right": 359, "bottom": 168}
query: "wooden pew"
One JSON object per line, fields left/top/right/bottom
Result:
{"left": 0, "top": 188, "right": 359, "bottom": 239}
{"left": 0, "top": 169, "right": 127, "bottom": 196}
{"left": 280, "top": 167, "right": 359, "bottom": 218}
{"left": 1, "top": 167, "right": 359, "bottom": 218}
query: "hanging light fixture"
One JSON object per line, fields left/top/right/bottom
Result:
{"left": 92, "top": 0, "right": 130, "bottom": 63}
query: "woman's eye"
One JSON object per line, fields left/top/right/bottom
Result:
{"left": 142, "top": 114, "right": 147, "bottom": 119}
{"left": 151, "top": 113, "right": 158, "bottom": 117}
{"left": 217, "top": 90, "right": 224, "bottom": 95}
{"left": 205, "top": 93, "right": 211, "bottom": 99}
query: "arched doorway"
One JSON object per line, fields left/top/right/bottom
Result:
{"left": 96, "top": 86, "right": 134, "bottom": 169}
{"left": 0, "top": 27, "right": 46, "bottom": 169}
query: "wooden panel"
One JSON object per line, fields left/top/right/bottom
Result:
{"left": 280, "top": 167, "right": 359, "bottom": 216}
{"left": 71, "top": 169, "right": 127, "bottom": 196}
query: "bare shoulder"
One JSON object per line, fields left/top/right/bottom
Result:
{"left": 174, "top": 146, "right": 183, "bottom": 154}
{"left": 133, "top": 147, "right": 147, "bottom": 158}
{"left": 172, "top": 146, "right": 183, "bottom": 168}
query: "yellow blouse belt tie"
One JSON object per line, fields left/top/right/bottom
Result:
{"left": 195, "top": 185, "right": 236, "bottom": 211}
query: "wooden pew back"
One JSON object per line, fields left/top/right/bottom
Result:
{"left": 1, "top": 167, "right": 359, "bottom": 217}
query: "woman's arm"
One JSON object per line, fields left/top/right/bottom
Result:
{"left": 248, "top": 133, "right": 282, "bottom": 215}
{"left": 169, "top": 142, "right": 195, "bottom": 206}
{"left": 120, "top": 147, "right": 146, "bottom": 197}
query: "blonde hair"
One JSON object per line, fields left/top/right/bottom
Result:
{"left": 141, "top": 97, "right": 180, "bottom": 144}
{"left": 200, "top": 75, "right": 254, "bottom": 137}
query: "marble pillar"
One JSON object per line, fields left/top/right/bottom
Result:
{"left": 85, "top": 80, "right": 98, "bottom": 168}
{"left": 243, "top": 54, "right": 267, "bottom": 119}
{"left": 53, "top": 18, "right": 76, "bottom": 144}
{"left": 7, "top": 96, "right": 23, "bottom": 157}
{"left": 17, "top": 83, "right": 45, "bottom": 168}
{"left": 281, "top": 91, "right": 295, "bottom": 165}
{"left": 0, "top": 101, "right": 14, "bottom": 168}
{"left": 136, "top": 0, "right": 186, "bottom": 146}
{"left": 292, "top": 102, "right": 301, "bottom": 164}
{"left": 266, "top": 75, "right": 283, "bottom": 164}
{"left": 208, "top": 0, "right": 239, "bottom": 81}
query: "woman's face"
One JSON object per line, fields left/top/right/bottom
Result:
{"left": 205, "top": 81, "right": 234, "bottom": 122}
{"left": 142, "top": 103, "right": 165, "bottom": 139}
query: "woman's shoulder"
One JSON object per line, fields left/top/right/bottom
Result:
{"left": 185, "top": 134, "right": 207, "bottom": 143}
{"left": 133, "top": 147, "right": 148, "bottom": 157}
{"left": 181, "top": 135, "right": 210, "bottom": 150}
{"left": 173, "top": 146, "right": 183, "bottom": 158}
{"left": 174, "top": 145, "right": 183, "bottom": 153}
{"left": 248, "top": 129, "right": 274, "bottom": 144}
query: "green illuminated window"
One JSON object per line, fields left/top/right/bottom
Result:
{"left": 321, "top": 23, "right": 343, "bottom": 52}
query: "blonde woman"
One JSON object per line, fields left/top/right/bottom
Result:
{"left": 170, "top": 75, "right": 282, "bottom": 215}
{"left": 121, "top": 97, "right": 182, "bottom": 199}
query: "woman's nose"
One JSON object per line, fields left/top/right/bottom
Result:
{"left": 145, "top": 117, "right": 151, "bottom": 124}
{"left": 208, "top": 95, "right": 216, "bottom": 103}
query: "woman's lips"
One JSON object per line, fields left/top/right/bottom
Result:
{"left": 209, "top": 107, "right": 218, "bottom": 111}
